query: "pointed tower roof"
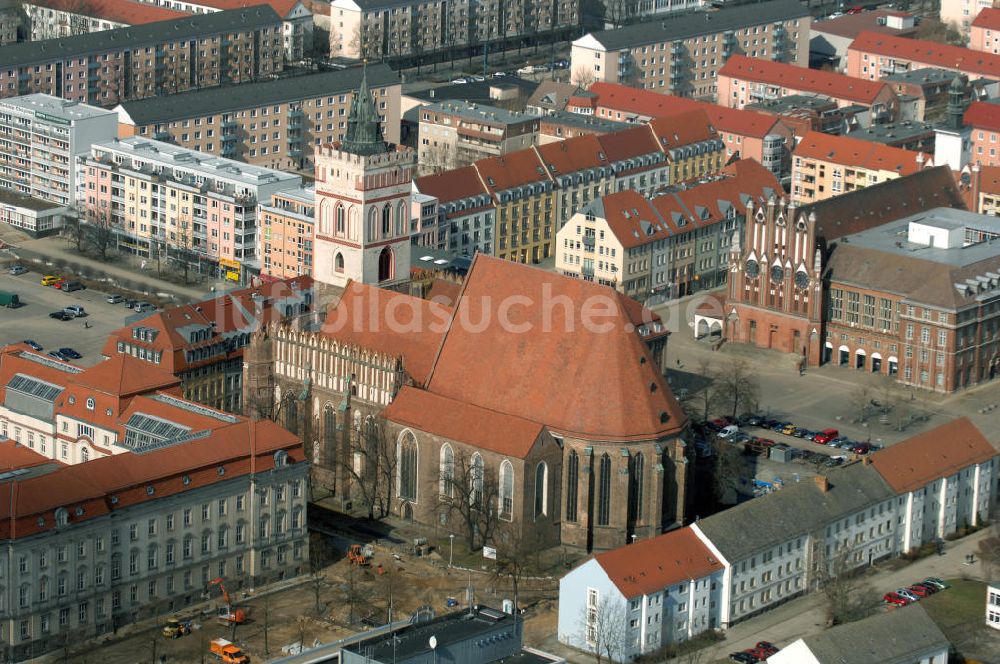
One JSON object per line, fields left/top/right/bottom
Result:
{"left": 340, "top": 64, "right": 389, "bottom": 156}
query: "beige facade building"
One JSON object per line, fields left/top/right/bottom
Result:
{"left": 418, "top": 101, "right": 539, "bottom": 174}
{"left": 114, "top": 65, "right": 401, "bottom": 171}
{"left": 23, "top": 0, "right": 188, "bottom": 42}
{"left": 570, "top": 0, "right": 810, "bottom": 98}
{"left": 0, "top": 345, "right": 307, "bottom": 661}
{"left": 259, "top": 187, "right": 316, "bottom": 280}
{"left": 329, "top": 0, "right": 579, "bottom": 61}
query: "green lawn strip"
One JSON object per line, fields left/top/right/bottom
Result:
{"left": 921, "top": 578, "right": 985, "bottom": 631}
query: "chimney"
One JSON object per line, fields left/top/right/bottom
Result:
{"left": 814, "top": 475, "right": 829, "bottom": 493}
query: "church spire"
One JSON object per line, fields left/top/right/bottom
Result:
{"left": 945, "top": 74, "right": 967, "bottom": 132}
{"left": 340, "top": 63, "right": 389, "bottom": 156}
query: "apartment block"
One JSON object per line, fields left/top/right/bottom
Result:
{"left": 115, "top": 65, "right": 401, "bottom": 170}
{"left": 413, "top": 166, "right": 495, "bottom": 255}
{"left": 329, "top": 0, "right": 579, "bottom": 62}
{"left": 0, "top": 344, "right": 308, "bottom": 661}
{"left": 941, "top": 0, "right": 996, "bottom": 33}
{"left": 847, "top": 31, "right": 1000, "bottom": 83}
{"left": 968, "top": 164, "right": 1000, "bottom": 215}
{"left": 475, "top": 149, "right": 555, "bottom": 263}
{"left": 127, "top": 0, "right": 314, "bottom": 61}
{"left": 81, "top": 138, "right": 301, "bottom": 281}
{"left": 0, "top": 6, "right": 285, "bottom": 108}
{"left": 103, "top": 277, "right": 312, "bottom": 412}
{"left": 808, "top": 9, "right": 917, "bottom": 64}
{"left": 0, "top": 94, "right": 118, "bottom": 206}
{"left": 971, "top": 7, "right": 1000, "bottom": 52}
{"left": 718, "top": 55, "right": 899, "bottom": 123}
{"left": 258, "top": 187, "right": 315, "bottom": 280}
{"left": 418, "top": 101, "right": 539, "bottom": 174}
{"left": 23, "top": 0, "right": 188, "bottom": 41}
{"left": 791, "top": 131, "right": 928, "bottom": 204}
{"left": 587, "top": 82, "right": 795, "bottom": 175}
{"left": 556, "top": 159, "right": 781, "bottom": 300}
{"left": 965, "top": 101, "right": 1000, "bottom": 168}
{"left": 0, "top": 7, "right": 18, "bottom": 45}
{"left": 571, "top": 0, "right": 810, "bottom": 98}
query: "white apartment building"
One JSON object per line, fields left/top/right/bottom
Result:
{"left": 0, "top": 345, "right": 308, "bottom": 662}
{"left": 941, "top": 0, "right": 995, "bottom": 33}
{"left": 0, "top": 94, "right": 118, "bottom": 207}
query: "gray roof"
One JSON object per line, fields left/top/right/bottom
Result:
{"left": 0, "top": 5, "right": 281, "bottom": 68}
{"left": 404, "top": 77, "right": 538, "bottom": 105}
{"left": 541, "top": 111, "right": 633, "bottom": 133}
{"left": 844, "top": 121, "right": 935, "bottom": 145}
{"left": 745, "top": 93, "right": 840, "bottom": 113}
{"left": 421, "top": 100, "right": 534, "bottom": 127}
{"left": 581, "top": 0, "right": 810, "bottom": 51}
{"left": 696, "top": 462, "right": 895, "bottom": 562}
{"left": 801, "top": 604, "right": 949, "bottom": 664}
{"left": 118, "top": 65, "right": 399, "bottom": 125}
{"left": 0, "top": 189, "right": 64, "bottom": 211}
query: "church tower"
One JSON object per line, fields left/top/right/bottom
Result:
{"left": 933, "top": 75, "right": 972, "bottom": 172}
{"left": 313, "top": 67, "right": 414, "bottom": 288}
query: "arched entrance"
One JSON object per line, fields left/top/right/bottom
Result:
{"left": 823, "top": 341, "right": 833, "bottom": 364}
{"left": 378, "top": 246, "right": 394, "bottom": 282}
{"left": 888, "top": 356, "right": 898, "bottom": 376}
{"left": 855, "top": 349, "right": 866, "bottom": 370}
{"left": 871, "top": 353, "right": 882, "bottom": 373}
{"left": 839, "top": 345, "right": 850, "bottom": 367}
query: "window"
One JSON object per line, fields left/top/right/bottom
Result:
{"left": 470, "top": 453, "right": 484, "bottom": 509}
{"left": 398, "top": 431, "right": 418, "bottom": 502}
{"left": 566, "top": 450, "right": 579, "bottom": 522}
{"left": 439, "top": 444, "right": 454, "bottom": 498}
{"left": 534, "top": 462, "right": 548, "bottom": 518}
{"left": 597, "top": 454, "right": 612, "bottom": 526}
{"left": 499, "top": 460, "right": 514, "bottom": 518}
{"left": 586, "top": 588, "right": 599, "bottom": 645}
{"left": 830, "top": 289, "right": 843, "bottom": 320}
{"left": 630, "top": 453, "right": 645, "bottom": 522}
{"left": 236, "top": 522, "right": 246, "bottom": 544}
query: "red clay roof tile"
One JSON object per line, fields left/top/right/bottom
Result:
{"left": 965, "top": 101, "right": 1000, "bottom": 132}
{"left": 849, "top": 31, "right": 1000, "bottom": 80}
{"left": 414, "top": 165, "right": 489, "bottom": 204}
{"left": 720, "top": 55, "right": 893, "bottom": 105}
{"left": 972, "top": 7, "right": 1000, "bottom": 30}
{"left": 793, "top": 130, "right": 927, "bottom": 174}
{"left": 26, "top": 0, "right": 187, "bottom": 24}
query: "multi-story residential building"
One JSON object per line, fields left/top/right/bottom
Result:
{"left": 329, "top": 0, "right": 579, "bottom": 62}
{"left": 884, "top": 68, "right": 980, "bottom": 125}
{"left": 557, "top": 528, "right": 725, "bottom": 662}
{"left": 23, "top": 0, "right": 188, "bottom": 41}
{"left": 791, "top": 131, "right": 928, "bottom": 204}
{"left": 103, "top": 276, "right": 312, "bottom": 412}
{"left": 559, "top": 416, "right": 997, "bottom": 660}
{"left": 0, "top": 190, "right": 71, "bottom": 236}
{"left": 475, "top": 149, "right": 555, "bottom": 263}
{"left": 587, "top": 82, "right": 795, "bottom": 175}
{"left": 824, "top": 208, "right": 1000, "bottom": 392}
{"left": 557, "top": 159, "right": 781, "bottom": 300}
{"left": 989, "top": 582, "right": 1000, "bottom": 631}
{"left": 570, "top": 0, "right": 810, "bottom": 98}
{"left": 941, "top": 0, "right": 996, "bottom": 34}
{"left": 971, "top": 7, "right": 1000, "bottom": 53}
{"left": 808, "top": 9, "right": 917, "bottom": 64}
{"left": 258, "top": 187, "right": 315, "bottom": 280}
{"left": 413, "top": 166, "right": 495, "bottom": 255}
{"left": 0, "top": 6, "right": 18, "bottom": 44}
{"left": 0, "top": 94, "right": 118, "bottom": 206}
{"left": 538, "top": 112, "right": 631, "bottom": 144}
{"left": 718, "top": 55, "right": 899, "bottom": 124}
{"left": 964, "top": 100, "right": 1000, "bottom": 168}
{"left": 967, "top": 163, "right": 1000, "bottom": 215}
{"left": 81, "top": 138, "right": 302, "bottom": 281}
{"left": 0, "top": 344, "right": 308, "bottom": 661}
{"left": 0, "top": 6, "right": 285, "bottom": 108}
{"left": 648, "top": 111, "right": 725, "bottom": 184}
{"left": 115, "top": 65, "right": 401, "bottom": 171}
{"left": 417, "top": 101, "right": 539, "bottom": 174}
{"left": 847, "top": 31, "right": 1000, "bottom": 84}
{"left": 772, "top": 605, "right": 950, "bottom": 664}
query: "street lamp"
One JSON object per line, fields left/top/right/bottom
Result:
{"left": 448, "top": 534, "right": 454, "bottom": 568}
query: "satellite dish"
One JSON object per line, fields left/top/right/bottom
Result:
{"left": 429, "top": 635, "right": 438, "bottom": 650}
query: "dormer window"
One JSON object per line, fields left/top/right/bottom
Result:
{"left": 86, "top": 398, "right": 95, "bottom": 411}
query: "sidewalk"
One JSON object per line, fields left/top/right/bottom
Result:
{"left": 8, "top": 234, "right": 230, "bottom": 303}
{"left": 697, "top": 529, "right": 993, "bottom": 662}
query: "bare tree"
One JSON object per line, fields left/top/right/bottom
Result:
{"left": 491, "top": 525, "right": 542, "bottom": 617}
{"left": 601, "top": 0, "right": 634, "bottom": 29}
{"left": 849, "top": 383, "right": 874, "bottom": 424}
{"left": 817, "top": 547, "right": 880, "bottom": 626}
{"left": 83, "top": 206, "right": 117, "bottom": 261}
{"left": 63, "top": 213, "right": 87, "bottom": 253}
{"left": 579, "top": 594, "right": 627, "bottom": 664}
{"left": 443, "top": 449, "right": 501, "bottom": 552}
{"left": 713, "top": 358, "right": 759, "bottom": 420}
{"left": 679, "top": 359, "right": 719, "bottom": 423}
{"left": 341, "top": 416, "right": 397, "bottom": 520}
{"left": 572, "top": 66, "right": 596, "bottom": 88}
{"left": 711, "top": 435, "right": 749, "bottom": 506}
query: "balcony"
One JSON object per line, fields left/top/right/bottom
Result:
{"left": 582, "top": 263, "right": 594, "bottom": 277}
{"left": 221, "top": 117, "right": 237, "bottom": 128}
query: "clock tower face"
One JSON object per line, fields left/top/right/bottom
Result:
{"left": 745, "top": 259, "right": 760, "bottom": 278}
{"left": 770, "top": 264, "right": 785, "bottom": 284}
{"left": 795, "top": 271, "right": 809, "bottom": 290}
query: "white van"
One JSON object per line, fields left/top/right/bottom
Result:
{"left": 718, "top": 425, "right": 740, "bottom": 439}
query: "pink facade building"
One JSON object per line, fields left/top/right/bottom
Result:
{"left": 966, "top": 102, "right": 1000, "bottom": 168}
{"left": 970, "top": 8, "right": 1000, "bottom": 53}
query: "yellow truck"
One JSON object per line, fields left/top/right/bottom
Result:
{"left": 210, "top": 638, "right": 249, "bottom": 664}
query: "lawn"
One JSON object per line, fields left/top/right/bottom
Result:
{"left": 920, "top": 578, "right": 985, "bottom": 632}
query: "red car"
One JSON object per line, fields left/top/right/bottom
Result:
{"left": 911, "top": 582, "right": 938, "bottom": 595}
{"left": 883, "top": 592, "right": 911, "bottom": 606}
{"left": 906, "top": 585, "right": 930, "bottom": 598}
{"left": 755, "top": 642, "right": 779, "bottom": 657}
{"left": 813, "top": 428, "right": 839, "bottom": 444}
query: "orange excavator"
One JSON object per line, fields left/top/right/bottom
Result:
{"left": 207, "top": 577, "right": 246, "bottom": 625}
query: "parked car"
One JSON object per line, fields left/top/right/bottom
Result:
{"left": 52, "top": 279, "right": 66, "bottom": 290}
{"left": 124, "top": 298, "right": 139, "bottom": 309}
{"left": 771, "top": 421, "right": 791, "bottom": 432}
{"left": 451, "top": 77, "right": 468, "bottom": 84}
{"left": 745, "top": 415, "right": 763, "bottom": 426}
{"left": 923, "top": 577, "right": 949, "bottom": 590}
{"left": 134, "top": 302, "right": 155, "bottom": 313}
{"left": 48, "top": 350, "right": 66, "bottom": 360}
{"left": 58, "top": 348, "right": 82, "bottom": 359}
{"left": 728, "top": 652, "right": 757, "bottom": 664}
{"left": 106, "top": 294, "right": 125, "bottom": 304}
{"left": 883, "top": 591, "right": 910, "bottom": 606}
{"left": 718, "top": 425, "right": 740, "bottom": 439}
{"left": 896, "top": 588, "right": 920, "bottom": 602}
{"left": 63, "top": 305, "right": 87, "bottom": 317}
{"left": 60, "top": 280, "right": 85, "bottom": 292}
{"left": 22, "top": 340, "right": 43, "bottom": 351}
{"left": 814, "top": 428, "right": 840, "bottom": 444}
{"left": 49, "top": 311, "right": 73, "bottom": 321}
{"left": 41, "top": 275, "right": 61, "bottom": 286}
{"left": 8, "top": 265, "right": 28, "bottom": 275}
{"left": 516, "top": 65, "right": 537, "bottom": 75}
{"left": 471, "top": 75, "right": 486, "bottom": 82}
{"left": 910, "top": 582, "right": 938, "bottom": 595}
{"left": 905, "top": 584, "right": 930, "bottom": 598}
{"left": 780, "top": 424, "right": 797, "bottom": 436}
{"left": 754, "top": 642, "right": 779, "bottom": 658}
{"left": 851, "top": 442, "right": 872, "bottom": 455}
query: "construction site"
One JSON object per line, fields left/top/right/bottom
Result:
{"left": 55, "top": 506, "right": 570, "bottom": 664}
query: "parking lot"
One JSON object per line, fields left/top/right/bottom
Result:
{"left": 0, "top": 266, "right": 144, "bottom": 366}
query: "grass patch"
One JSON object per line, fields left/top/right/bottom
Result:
{"left": 920, "top": 578, "right": 985, "bottom": 632}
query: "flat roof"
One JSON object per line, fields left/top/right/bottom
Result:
{"left": 745, "top": 93, "right": 840, "bottom": 113}
{"left": 575, "top": 0, "right": 810, "bottom": 51}
{"left": 844, "top": 122, "right": 935, "bottom": 144}
{"left": 841, "top": 208, "right": 1000, "bottom": 267}
{"left": 884, "top": 67, "right": 961, "bottom": 85}
{"left": 116, "top": 65, "right": 399, "bottom": 125}
{"left": 91, "top": 137, "right": 301, "bottom": 187}
{"left": 404, "top": 77, "right": 538, "bottom": 104}
{"left": 0, "top": 189, "right": 66, "bottom": 211}
{"left": 541, "top": 110, "right": 633, "bottom": 133}
{"left": 0, "top": 93, "right": 116, "bottom": 121}
{"left": 0, "top": 5, "right": 281, "bottom": 68}
{"left": 421, "top": 100, "right": 533, "bottom": 126}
